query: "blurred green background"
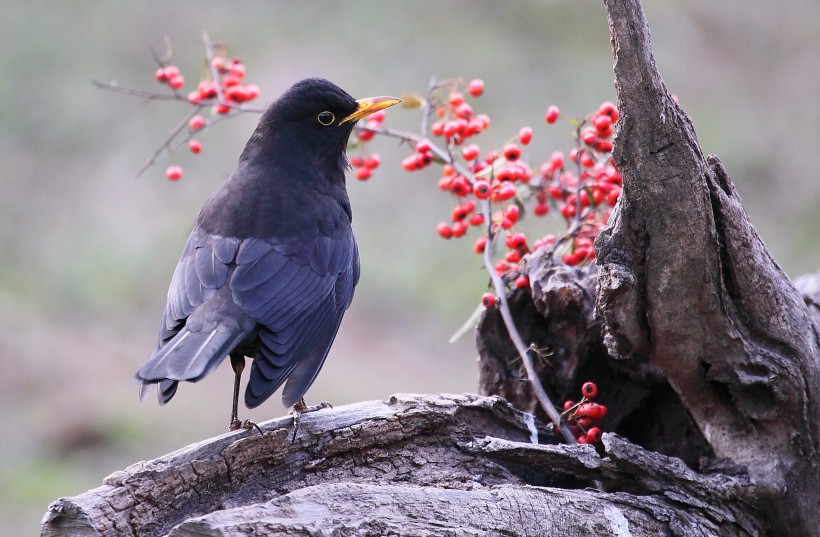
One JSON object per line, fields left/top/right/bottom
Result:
{"left": 2, "top": 2, "right": 819, "bottom": 535}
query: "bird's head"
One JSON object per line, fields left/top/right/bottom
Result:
{"left": 244, "top": 78, "right": 400, "bottom": 176}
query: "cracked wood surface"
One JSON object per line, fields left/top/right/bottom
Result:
{"left": 597, "top": 0, "right": 820, "bottom": 535}
{"left": 41, "top": 394, "right": 764, "bottom": 536}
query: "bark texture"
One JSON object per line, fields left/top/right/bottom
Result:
{"left": 41, "top": 394, "right": 764, "bottom": 537}
{"left": 597, "top": 1, "right": 820, "bottom": 535}
{"left": 480, "top": 1, "right": 820, "bottom": 536}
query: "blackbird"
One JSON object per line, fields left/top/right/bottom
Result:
{"left": 136, "top": 78, "right": 400, "bottom": 430}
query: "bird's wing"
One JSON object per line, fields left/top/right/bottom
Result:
{"left": 231, "top": 234, "right": 359, "bottom": 408}
{"left": 137, "top": 229, "right": 249, "bottom": 404}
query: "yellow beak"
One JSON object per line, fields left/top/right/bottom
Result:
{"left": 340, "top": 96, "right": 402, "bottom": 125}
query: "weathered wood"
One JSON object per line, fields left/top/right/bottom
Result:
{"left": 41, "top": 394, "right": 765, "bottom": 536}
{"left": 595, "top": 0, "right": 820, "bottom": 535}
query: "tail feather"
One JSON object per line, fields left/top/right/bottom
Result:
{"left": 137, "top": 326, "right": 250, "bottom": 405}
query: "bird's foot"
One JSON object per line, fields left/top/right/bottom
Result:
{"left": 290, "top": 399, "right": 332, "bottom": 442}
{"left": 293, "top": 399, "right": 333, "bottom": 414}
{"left": 229, "top": 418, "right": 263, "bottom": 435}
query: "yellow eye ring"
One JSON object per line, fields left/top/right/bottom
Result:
{"left": 317, "top": 111, "right": 335, "bottom": 126}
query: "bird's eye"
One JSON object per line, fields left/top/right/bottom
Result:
{"left": 317, "top": 111, "right": 335, "bottom": 126}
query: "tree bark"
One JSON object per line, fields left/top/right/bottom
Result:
{"left": 597, "top": 0, "right": 820, "bottom": 535}
{"left": 481, "top": 1, "right": 820, "bottom": 536}
{"left": 41, "top": 394, "right": 765, "bottom": 536}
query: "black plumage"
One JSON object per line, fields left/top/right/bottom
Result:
{"left": 136, "top": 79, "right": 400, "bottom": 427}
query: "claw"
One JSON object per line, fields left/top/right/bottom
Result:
{"left": 229, "top": 417, "right": 263, "bottom": 435}
{"left": 290, "top": 398, "right": 332, "bottom": 442}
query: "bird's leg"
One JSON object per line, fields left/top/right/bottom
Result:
{"left": 228, "top": 354, "right": 262, "bottom": 434}
{"left": 289, "top": 398, "right": 333, "bottom": 442}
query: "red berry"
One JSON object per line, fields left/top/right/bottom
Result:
{"left": 165, "top": 165, "right": 183, "bottom": 181}
{"left": 576, "top": 434, "right": 590, "bottom": 444}
{"left": 467, "top": 79, "right": 484, "bottom": 97}
{"left": 216, "top": 103, "right": 231, "bottom": 115}
{"left": 222, "top": 74, "right": 241, "bottom": 88}
{"left": 518, "top": 127, "right": 533, "bottom": 145}
{"left": 593, "top": 114, "right": 612, "bottom": 133}
{"left": 228, "top": 62, "right": 246, "bottom": 79}
{"left": 505, "top": 232, "right": 527, "bottom": 251}
{"left": 455, "top": 102, "right": 473, "bottom": 120}
{"left": 514, "top": 275, "right": 529, "bottom": 289}
{"left": 197, "top": 80, "right": 218, "bottom": 99}
{"left": 545, "top": 105, "right": 560, "bottom": 124}
{"left": 550, "top": 151, "right": 565, "bottom": 169}
{"left": 474, "top": 236, "right": 488, "bottom": 253}
{"left": 473, "top": 180, "right": 492, "bottom": 199}
{"left": 599, "top": 101, "right": 619, "bottom": 122}
{"left": 562, "top": 252, "right": 579, "bottom": 266}
{"left": 496, "top": 183, "right": 516, "bottom": 201}
{"left": 606, "top": 188, "right": 621, "bottom": 206}
{"left": 155, "top": 67, "right": 168, "bottom": 82}
{"left": 469, "top": 213, "right": 485, "bottom": 227}
{"left": 504, "top": 205, "right": 520, "bottom": 224}
{"left": 534, "top": 203, "right": 549, "bottom": 216}
{"left": 481, "top": 292, "right": 496, "bottom": 308}
{"left": 401, "top": 155, "right": 418, "bottom": 171}
{"left": 448, "top": 91, "right": 465, "bottom": 108}
{"left": 586, "top": 427, "right": 602, "bottom": 443}
{"left": 188, "top": 140, "right": 202, "bottom": 154}
{"left": 577, "top": 402, "right": 605, "bottom": 420}
{"left": 244, "top": 84, "right": 260, "bottom": 101}
{"left": 368, "top": 110, "right": 386, "bottom": 123}
{"left": 596, "top": 140, "right": 613, "bottom": 152}
{"left": 474, "top": 114, "right": 490, "bottom": 131}
{"left": 581, "top": 382, "right": 598, "bottom": 399}
{"left": 452, "top": 220, "right": 468, "bottom": 238}
{"left": 350, "top": 156, "right": 364, "bottom": 168}
{"left": 211, "top": 56, "right": 227, "bottom": 73}
{"left": 450, "top": 177, "right": 472, "bottom": 197}
{"left": 415, "top": 139, "right": 432, "bottom": 154}
{"left": 168, "top": 74, "right": 185, "bottom": 90}
{"left": 436, "top": 222, "right": 453, "bottom": 239}
{"left": 431, "top": 120, "right": 445, "bottom": 137}
{"left": 355, "top": 167, "right": 372, "bottom": 180}
{"left": 503, "top": 143, "right": 521, "bottom": 161}
{"left": 188, "top": 115, "right": 206, "bottom": 131}
{"left": 357, "top": 128, "right": 375, "bottom": 142}
{"left": 363, "top": 154, "right": 381, "bottom": 169}
{"left": 580, "top": 128, "right": 597, "bottom": 146}
{"left": 161, "top": 65, "right": 180, "bottom": 80}
{"left": 504, "top": 252, "right": 520, "bottom": 265}
{"left": 461, "top": 144, "right": 480, "bottom": 161}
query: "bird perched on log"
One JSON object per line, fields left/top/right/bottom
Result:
{"left": 136, "top": 78, "right": 401, "bottom": 430}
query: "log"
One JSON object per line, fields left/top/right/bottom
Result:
{"left": 41, "top": 394, "right": 765, "bottom": 536}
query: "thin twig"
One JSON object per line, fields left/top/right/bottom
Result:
{"left": 202, "top": 32, "right": 226, "bottom": 104}
{"left": 479, "top": 198, "right": 578, "bottom": 446}
{"left": 134, "top": 105, "right": 203, "bottom": 178}
{"left": 92, "top": 80, "right": 181, "bottom": 101}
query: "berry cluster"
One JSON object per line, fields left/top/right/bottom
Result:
{"left": 377, "top": 79, "right": 621, "bottom": 308}
{"left": 152, "top": 50, "right": 261, "bottom": 181}
{"left": 561, "top": 381, "right": 607, "bottom": 444}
